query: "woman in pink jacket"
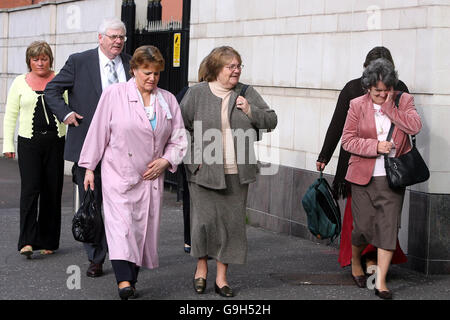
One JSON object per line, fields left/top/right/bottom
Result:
{"left": 342, "top": 58, "right": 421, "bottom": 299}
{"left": 79, "top": 46, "right": 187, "bottom": 300}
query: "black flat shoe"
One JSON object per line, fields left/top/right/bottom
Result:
{"left": 351, "top": 274, "right": 367, "bottom": 288}
{"left": 375, "top": 288, "right": 393, "bottom": 300}
{"left": 193, "top": 278, "right": 206, "bottom": 294}
{"left": 118, "top": 286, "right": 135, "bottom": 300}
{"left": 128, "top": 287, "right": 139, "bottom": 299}
{"left": 215, "top": 283, "right": 234, "bottom": 298}
{"left": 184, "top": 245, "right": 191, "bottom": 254}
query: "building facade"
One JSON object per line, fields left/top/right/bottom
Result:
{"left": 0, "top": 0, "right": 449, "bottom": 274}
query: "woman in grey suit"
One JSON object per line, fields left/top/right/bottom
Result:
{"left": 180, "top": 46, "right": 277, "bottom": 297}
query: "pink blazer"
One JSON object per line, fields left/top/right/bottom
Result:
{"left": 342, "top": 92, "right": 422, "bottom": 186}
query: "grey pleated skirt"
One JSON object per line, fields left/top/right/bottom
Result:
{"left": 351, "top": 176, "right": 405, "bottom": 251}
{"left": 189, "top": 174, "right": 249, "bottom": 264}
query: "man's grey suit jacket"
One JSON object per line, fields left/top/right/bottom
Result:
{"left": 45, "top": 48, "right": 131, "bottom": 163}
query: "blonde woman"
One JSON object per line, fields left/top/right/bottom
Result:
{"left": 3, "top": 41, "right": 66, "bottom": 258}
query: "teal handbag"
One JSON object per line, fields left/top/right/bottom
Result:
{"left": 301, "top": 171, "right": 342, "bottom": 243}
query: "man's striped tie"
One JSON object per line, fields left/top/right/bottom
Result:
{"left": 107, "top": 60, "right": 118, "bottom": 86}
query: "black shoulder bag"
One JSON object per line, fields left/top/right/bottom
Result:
{"left": 384, "top": 93, "right": 430, "bottom": 189}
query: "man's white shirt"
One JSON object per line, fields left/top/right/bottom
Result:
{"left": 63, "top": 48, "right": 127, "bottom": 121}
{"left": 98, "top": 47, "right": 127, "bottom": 90}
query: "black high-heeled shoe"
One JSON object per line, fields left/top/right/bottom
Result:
{"left": 215, "top": 283, "right": 234, "bottom": 298}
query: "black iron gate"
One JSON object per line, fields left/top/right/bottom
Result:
{"left": 133, "top": 29, "right": 189, "bottom": 96}
{"left": 121, "top": 0, "right": 190, "bottom": 96}
{"left": 121, "top": 0, "right": 191, "bottom": 197}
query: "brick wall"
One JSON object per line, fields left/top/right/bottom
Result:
{"left": 0, "top": 0, "right": 46, "bottom": 9}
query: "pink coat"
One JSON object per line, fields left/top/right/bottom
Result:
{"left": 78, "top": 79, "right": 187, "bottom": 269}
{"left": 342, "top": 92, "right": 422, "bottom": 186}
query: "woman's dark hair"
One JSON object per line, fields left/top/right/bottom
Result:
{"left": 361, "top": 58, "right": 398, "bottom": 90}
{"left": 363, "top": 46, "right": 395, "bottom": 68}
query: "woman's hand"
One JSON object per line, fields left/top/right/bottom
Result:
{"left": 3, "top": 152, "right": 15, "bottom": 159}
{"left": 236, "top": 96, "right": 250, "bottom": 115}
{"left": 84, "top": 169, "right": 95, "bottom": 191}
{"left": 316, "top": 161, "right": 326, "bottom": 171}
{"left": 377, "top": 141, "right": 394, "bottom": 154}
{"left": 386, "top": 88, "right": 395, "bottom": 104}
{"left": 143, "top": 158, "right": 170, "bottom": 180}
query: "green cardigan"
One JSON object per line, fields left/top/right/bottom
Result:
{"left": 2, "top": 74, "right": 67, "bottom": 153}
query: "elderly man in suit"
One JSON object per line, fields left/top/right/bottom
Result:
{"left": 45, "top": 17, "right": 132, "bottom": 278}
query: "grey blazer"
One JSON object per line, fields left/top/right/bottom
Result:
{"left": 45, "top": 48, "right": 131, "bottom": 163}
{"left": 180, "top": 82, "right": 277, "bottom": 190}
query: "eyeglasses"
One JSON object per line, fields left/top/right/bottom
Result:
{"left": 225, "top": 64, "right": 244, "bottom": 71}
{"left": 103, "top": 34, "right": 127, "bottom": 42}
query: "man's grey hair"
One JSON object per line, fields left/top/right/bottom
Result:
{"left": 361, "top": 58, "right": 398, "bottom": 90}
{"left": 98, "top": 17, "right": 126, "bottom": 35}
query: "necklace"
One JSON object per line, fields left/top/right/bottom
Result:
{"left": 374, "top": 107, "right": 388, "bottom": 135}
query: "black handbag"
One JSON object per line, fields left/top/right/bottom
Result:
{"left": 384, "top": 93, "right": 430, "bottom": 189}
{"left": 72, "top": 187, "right": 104, "bottom": 243}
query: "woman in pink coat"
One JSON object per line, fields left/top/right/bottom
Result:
{"left": 342, "top": 58, "right": 421, "bottom": 299}
{"left": 79, "top": 46, "right": 187, "bottom": 300}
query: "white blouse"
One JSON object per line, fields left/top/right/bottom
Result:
{"left": 373, "top": 103, "right": 396, "bottom": 176}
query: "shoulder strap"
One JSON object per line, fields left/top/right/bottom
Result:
{"left": 385, "top": 92, "right": 403, "bottom": 142}
{"left": 239, "top": 84, "right": 249, "bottom": 97}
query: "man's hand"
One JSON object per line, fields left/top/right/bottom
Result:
{"left": 64, "top": 112, "right": 84, "bottom": 127}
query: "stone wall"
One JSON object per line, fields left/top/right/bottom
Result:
{"left": 188, "top": 0, "right": 450, "bottom": 274}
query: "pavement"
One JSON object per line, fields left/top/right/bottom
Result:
{"left": 1, "top": 157, "right": 450, "bottom": 306}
